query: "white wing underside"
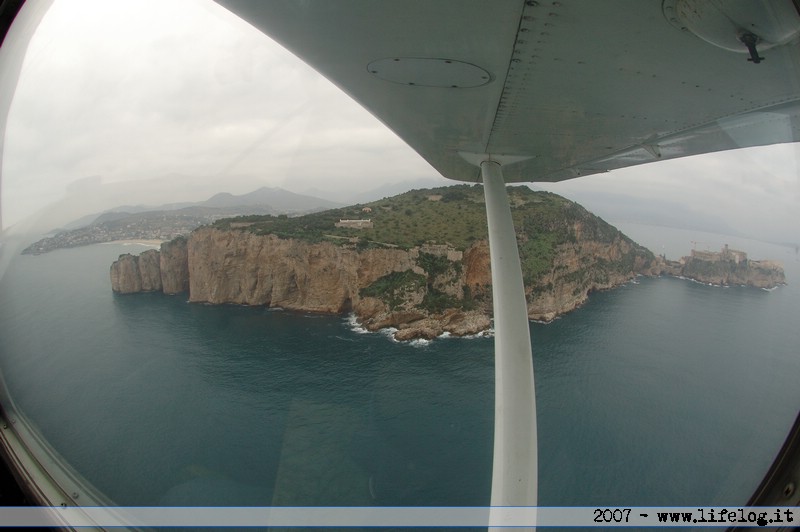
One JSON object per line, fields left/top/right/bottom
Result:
{"left": 213, "top": 0, "right": 800, "bottom": 516}
{"left": 216, "top": 0, "right": 800, "bottom": 183}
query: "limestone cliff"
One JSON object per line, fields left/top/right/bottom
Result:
{"left": 525, "top": 238, "right": 661, "bottom": 321}
{"left": 110, "top": 254, "right": 143, "bottom": 294}
{"left": 138, "top": 249, "right": 162, "bottom": 292}
{"left": 110, "top": 239, "right": 188, "bottom": 295}
{"left": 159, "top": 236, "right": 189, "bottom": 294}
{"left": 187, "top": 228, "right": 415, "bottom": 312}
{"left": 110, "top": 233, "right": 655, "bottom": 339}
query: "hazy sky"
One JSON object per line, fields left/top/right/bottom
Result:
{"left": 3, "top": 0, "right": 799, "bottom": 245}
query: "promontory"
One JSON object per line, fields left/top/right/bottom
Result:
{"left": 108, "top": 185, "right": 783, "bottom": 340}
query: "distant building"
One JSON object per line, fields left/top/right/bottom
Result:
{"left": 721, "top": 244, "right": 747, "bottom": 264}
{"left": 361, "top": 207, "right": 373, "bottom": 213}
{"left": 690, "top": 244, "right": 747, "bottom": 264}
{"left": 335, "top": 219, "right": 373, "bottom": 229}
{"left": 691, "top": 249, "right": 719, "bottom": 262}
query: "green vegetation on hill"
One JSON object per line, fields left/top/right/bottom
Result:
{"left": 213, "top": 184, "right": 491, "bottom": 248}
{"left": 359, "top": 270, "right": 426, "bottom": 310}
{"left": 211, "top": 184, "right": 652, "bottom": 280}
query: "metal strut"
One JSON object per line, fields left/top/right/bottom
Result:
{"left": 740, "top": 32, "right": 764, "bottom": 64}
{"left": 482, "top": 161, "right": 538, "bottom": 521}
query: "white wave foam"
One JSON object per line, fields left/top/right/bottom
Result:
{"left": 344, "top": 313, "right": 369, "bottom": 334}
{"left": 380, "top": 327, "right": 399, "bottom": 341}
{"left": 460, "top": 329, "right": 494, "bottom": 339}
{"left": 343, "top": 313, "right": 493, "bottom": 343}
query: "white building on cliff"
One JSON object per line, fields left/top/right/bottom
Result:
{"left": 335, "top": 219, "right": 373, "bottom": 229}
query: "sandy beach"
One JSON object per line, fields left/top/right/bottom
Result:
{"left": 101, "top": 239, "right": 165, "bottom": 247}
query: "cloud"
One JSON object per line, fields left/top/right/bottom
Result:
{"left": 537, "top": 143, "right": 800, "bottom": 243}
{"left": 2, "top": 0, "right": 798, "bottom": 246}
{"left": 2, "top": 0, "right": 448, "bottom": 229}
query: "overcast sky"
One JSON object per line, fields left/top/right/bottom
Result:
{"left": 2, "top": 0, "right": 799, "bottom": 246}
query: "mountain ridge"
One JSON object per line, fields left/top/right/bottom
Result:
{"left": 23, "top": 187, "right": 343, "bottom": 254}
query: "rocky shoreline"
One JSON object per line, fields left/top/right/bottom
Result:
{"left": 108, "top": 186, "right": 785, "bottom": 341}
{"left": 650, "top": 245, "right": 785, "bottom": 289}
{"left": 109, "top": 233, "right": 786, "bottom": 342}
{"left": 110, "top": 225, "right": 662, "bottom": 341}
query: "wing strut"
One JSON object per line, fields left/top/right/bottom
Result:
{"left": 482, "top": 161, "right": 538, "bottom": 520}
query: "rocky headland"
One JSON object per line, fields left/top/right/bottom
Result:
{"left": 111, "top": 186, "right": 667, "bottom": 340}
{"left": 109, "top": 185, "right": 784, "bottom": 340}
{"left": 655, "top": 244, "right": 785, "bottom": 289}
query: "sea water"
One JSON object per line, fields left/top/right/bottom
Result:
{"left": 0, "top": 227, "right": 798, "bottom": 513}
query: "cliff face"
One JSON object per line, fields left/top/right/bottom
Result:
{"left": 110, "top": 240, "right": 188, "bottom": 295}
{"left": 186, "top": 228, "right": 416, "bottom": 312}
{"left": 138, "top": 249, "right": 162, "bottom": 292}
{"left": 160, "top": 236, "right": 189, "bottom": 294}
{"left": 525, "top": 238, "right": 654, "bottom": 321}
{"left": 110, "top": 254, "right": 143, "bottom": 294}
{"left": 183, "top": 228, "right": 492, "bottom": 339}
{"left": 111, "top": 225, "right": 658, "bottom": 339}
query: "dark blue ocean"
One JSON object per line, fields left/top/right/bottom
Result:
{"left": 0, "top": 225, "right": 798, "bottom": 514}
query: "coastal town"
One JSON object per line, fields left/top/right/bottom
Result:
{"left": 21, "top": 186, "right": 340, "bottom": 255}
{"left": 22, "top": 212, "right": 207, "bottom": 255}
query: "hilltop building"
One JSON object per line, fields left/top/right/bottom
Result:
{"left": 335, "top": 219, "right": 373, "bottom": 229}
{"left": 690, "top": 244, "right": 747, "bottom": 264}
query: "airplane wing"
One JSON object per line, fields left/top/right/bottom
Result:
{"left": 4, "top": 0, "right": 797, "bottom": 521}
{"left": 215, "top": 0, "right": 800, "bottom": 183}
{"left": 213, "top": 0, "right": 800, "bottom": 515}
